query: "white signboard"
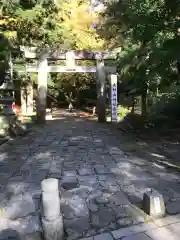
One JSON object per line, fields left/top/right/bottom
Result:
{"left": 66, "top": 51, "right": 76, "bottom": 70}
{"left": 22, "top": 46, "right": 38, "bottom": 58}
{"left": 110, "top": 74, "right": 118, "bottom": 122}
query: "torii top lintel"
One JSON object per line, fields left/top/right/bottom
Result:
{"left": 20, "top": 47, "right": 119, "bottom": 60}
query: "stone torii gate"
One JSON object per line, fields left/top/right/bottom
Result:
{"left": 20, "top": 47, "right": 118, "bottom": 123}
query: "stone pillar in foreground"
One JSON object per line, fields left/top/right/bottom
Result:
{"left": 96, "top": 53, "right": 106, "bottom": 123}
{"left": 41, "top": 178, "right": 64, "bottom": 240}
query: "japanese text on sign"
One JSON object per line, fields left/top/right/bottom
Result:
{"left": 110, "top": 74, "right": 117, "bottom": 122}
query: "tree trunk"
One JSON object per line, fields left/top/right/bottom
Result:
{"left": 75, "top": 88, "right": 80, "bottom": 108}
{"left": 141, "top": 90, "right": 147, "bottom": 118}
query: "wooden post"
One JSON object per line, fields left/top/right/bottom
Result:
{"left": 96, "top": 53, "right": 106, "bottom": 123}
{"left": 37, "top": 55, "right": 48, "bottom": 123}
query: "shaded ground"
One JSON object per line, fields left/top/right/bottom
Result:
{"left": 0, "top": 110, "right": 180, "bottom": 240}
{"left": 116, "top": 123, "right": 180, "bottom": 170}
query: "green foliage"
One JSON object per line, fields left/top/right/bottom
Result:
{"left": 116, "top": 1, "right": 179, "bottom": 80}
{"left": 149, "top": 89, "right": 180, "bottom": 118}
{"left": 118, "top": 105, "right": 131, "bottom": 118}
{"left": 106, "top": 105, "right": 131, "bottom": 119}
{"left": 0, "top": 0, "right": 105, "bottom": 106}
{"left": 15, "top": 4, "right": 63, "bottom": 47}
{"left": 103, "top": 0, "right": 180, "bottom": 119}
{"left": 0, "top": 0, "right": 65, "bottom": 48}
{"left": 51, "top": 72, "right": 96, "bottom": 105}
{"left": 0, "top": 34, "right": 10, "bottom": 60}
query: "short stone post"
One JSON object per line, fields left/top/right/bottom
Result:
{"left": 41, "top": 178, "right": 64, "bottom": 240}
{"left": 143, "top": 189, "right": 165, "bottom": 218}
{"left": 92, "top": 106, "right": 96, "bottom": 116}
{"left": 46, "top": 109, "right": 52, "bottom": 120}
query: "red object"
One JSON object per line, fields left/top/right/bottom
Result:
{"left": 12, "top": 103, "right": 16, "bottom": 112}
{"left": 12, "top": 103, "right": 20, "bottom": 115}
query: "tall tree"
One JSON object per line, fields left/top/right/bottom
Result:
{"left": 103, "top": 0, "right": 180, "bottom": 117}
{"left": 56, "top": 0, "right": 105, "bottom": 50}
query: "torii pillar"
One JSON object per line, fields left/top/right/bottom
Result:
{"left": 37, "top": 53, "right": 48, "bottom": 123}
{"left": 96, "top": 53, "right": 106, "bottom": 123}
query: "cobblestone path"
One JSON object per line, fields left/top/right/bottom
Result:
{"left": 0, "top": 110, "right": 180, "bottom": 240}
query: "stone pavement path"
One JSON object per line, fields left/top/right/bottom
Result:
{"left": 1, "top": 110, "right": 180, "bottom": 240}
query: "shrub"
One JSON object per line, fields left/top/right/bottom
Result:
{"left": 118, "top": 105, "right": 132, "bottom": 118}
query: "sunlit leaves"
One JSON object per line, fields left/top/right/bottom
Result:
{"left": 103, "top": 0, "right": 180, "bottom": 98}
{"left": 56, "top": 0, "right": 105, "bottom": 50}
